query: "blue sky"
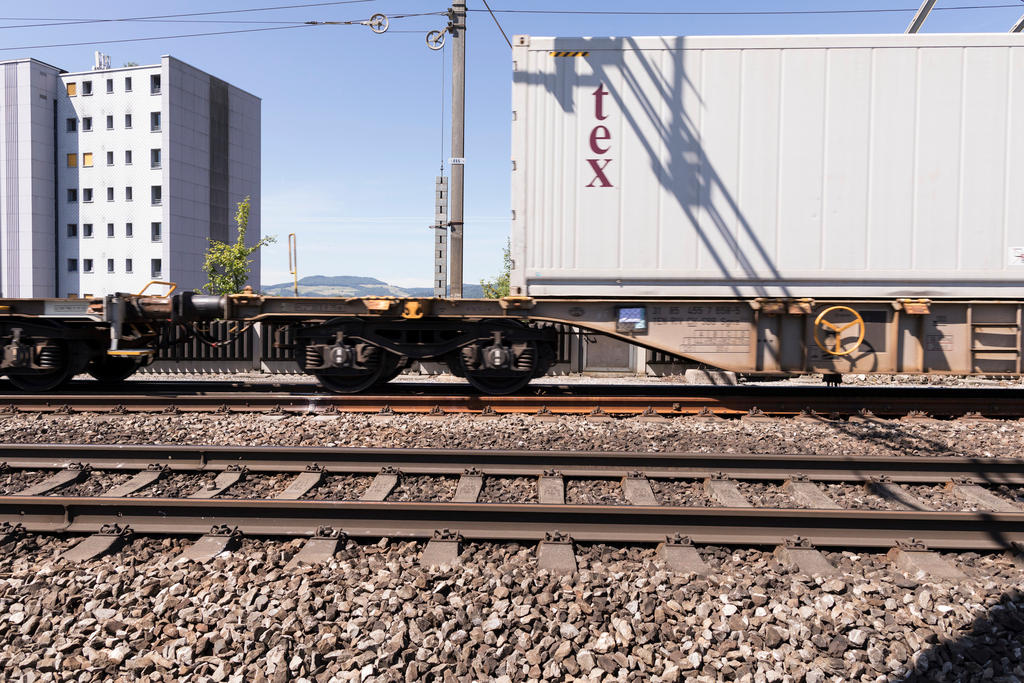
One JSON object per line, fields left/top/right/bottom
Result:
{"left": 5, "top": 1, "right": 1023, "bottom": 288}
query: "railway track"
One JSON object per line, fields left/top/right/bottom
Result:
{"left": 1, "top": 445, "right": 1022, "bottom": 562}
{"left": 1, "top": 380, "right": 1023, "bottom": 418}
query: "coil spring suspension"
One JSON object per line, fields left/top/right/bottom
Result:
{"left": 514, "top": 345, "right": 536, "bottom": 372}
{"left": 304, "top": 344, "right": 323, "bottom": 369}
{"left": 37, "top": 344, "right": 64, "bottom": 370}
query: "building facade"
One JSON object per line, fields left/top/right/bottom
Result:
{"left": 0, "top": 55, "right": 260, "bottom": 297}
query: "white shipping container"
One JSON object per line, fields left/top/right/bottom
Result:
{"left": 510, "top": 34, "right": 1024, "bottom": 299}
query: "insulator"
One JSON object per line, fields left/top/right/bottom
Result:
{"left": 36, "top": 345, "right": 63, "bottom": 370}
{"left": 304, "top": 345, "right": 323, "bottom": 369}
{"left": 514, "top": 346, "right": 536, "bottom": 372}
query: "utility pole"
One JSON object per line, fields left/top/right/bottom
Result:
{"left": 449, "top": 0, "right": 466, "bottom": 298}
{"left": 433, "top": 176, "right": 448, "bottom": 297}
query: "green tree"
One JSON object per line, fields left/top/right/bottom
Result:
{"left": 481, "top": 238, "right": 511, "bottom": 299}
{"left": 122, "top": 61, "right": 139, "bottom": 67}
{"left": 202, "top": 196, "right": 276, "bottom": 295}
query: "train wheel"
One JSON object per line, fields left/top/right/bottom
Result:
{"left": 314, "top": 349, "right": 400, "bottom": 394}
{"left": 316, "top": 366, "right": 389, "bottom": 394}
{"left": 6, "top": 341, "right": 73, "bottom": 392}
{"left": 462, "top": 370, "right": 534, "bottom": 395}
{"left": 373, "top": 354, "right": 408, "bottom": 387}
{"left": 87, "top": 356, "right": 142, "bottom": 384}
{"left": 456, "top": 333, "right": 539, "bottom": 395}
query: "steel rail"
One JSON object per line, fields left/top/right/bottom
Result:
{"left": 3, "top": 444, "right": 1024, "bottom": 484}
{"left": 0, "top": 383, "right": 1022, "bottom": 417}
{"left": 2, "top": 496, "right": 1022, "bottom": 550}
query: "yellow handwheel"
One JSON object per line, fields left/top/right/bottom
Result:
{"left": 813, "top": 306, "right": 865, "bottom": 356}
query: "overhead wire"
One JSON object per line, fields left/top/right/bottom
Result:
{"left": 0, "top": 9, "right": 439, "bottom": 52}
{"left": 0, "top": 0, "right": 375, "bottom": 30}
{"left": 466, "top": 4, "right": 1024, "bottom": 16}
{"left": 479, "top": 0, "right": 512, "bottom": 49}
{"left": 0, "top": 10, "right": 444, "bottom": 29}
{"left": 0, "top": 24, "right": 313, "bottom": 52}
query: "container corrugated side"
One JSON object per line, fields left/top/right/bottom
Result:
{"left": 510, "top": 34, "right": 1024, "bottom": 299}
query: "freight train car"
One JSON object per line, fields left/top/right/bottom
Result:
{"left": 1, "top": 33, "right": 1024, "bottom": 393}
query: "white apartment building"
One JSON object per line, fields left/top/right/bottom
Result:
{"left": 0, "top": 54, "right": 260, "bottom": 297}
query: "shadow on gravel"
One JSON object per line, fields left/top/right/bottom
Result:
{"left": 821, "top": 420, "right": 964, "bottom": 459}
{"left": 895, "top": 584, "right": 1024, "bottom": 682}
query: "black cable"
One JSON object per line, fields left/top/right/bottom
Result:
{"left": 0, "top": 12, "right": 436, "bottom": 51}
{"left": 0, "top": 23, "right": 314, "bottom": 52}
{"left": 0, "top": 0, "right": 375, "bottom": 30}
{"left": 467, "top": 4, "right": 1023, "bottom": 16}
{"left": 480, "top": 0, "right": 512, "bottom": 49}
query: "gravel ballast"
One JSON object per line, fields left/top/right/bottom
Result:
{"left": 304, "top": 475, "right": 374, "bottom": 501}
{"left": 3, "top": 410, "right": 1024, "bottom": 681}
{"left": 0, "top": 536, "right": 1019, "bottom": 682}
{"left": 3, "top": 412, "right": 1024, "bottom": 459}
{"left": 479, "top": 476, "right": 538, "bottom": 504}
{"left": 388, "top": 475, "right": 458, "bottom": 502}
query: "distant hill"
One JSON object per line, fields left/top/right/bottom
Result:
{"left": 262, "top": 276, "right": 484, "bottom": 299}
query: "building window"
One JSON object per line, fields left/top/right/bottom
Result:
{"left": 82, "top": 153, "right": 93, "bottom": 167}
{"left": 65, "top": 118, "right": 77, "bottom": 132}
{"left": 82, "top": 81, "right": 92, "bottom": 96}
{"left": 83, "top": 223, "right": 93, "bottom": 238}
{"left": 125, "top": 150, "right": 133, "bottom": 165}
{"left": 106, "top": 187, "right": 114, "bottom": 201}
{"left": 150, "top": 74, "right": 161, "bottom": 94}
{"left": 66, "top": 82, "right": 77, "bottom": 96}
{"left": 151, "top": 222, "right": 162, "bottom": 242}
{"left": 151, "top": 259, "right": 162, "bottom": 278}
{"left": 125, "top": 76, "right": 132, "bottom": 92}
{"left": 66, "top": 153, "right": 77, "bottom": 168}
{"left": 82, "top": 117, "right": 92, "bottom": 132}
{"left": 125, "top": 187, "right": 133, "bottom": 202}
{"left": 83, "top": 259, "right": 94, "bottom": 273}
{"left": 67, "top": 259, "right": 77, "bottom": 272}
{"left": 151, "top": 186, "right": 162, "bottom": 206}
{"left": 105, "top": 78, "right": 113, "bottom": 94}
{"left": 150, "top": 112, "right": 161, "bottom": 131}
{"left": 150, "top": 148, "right": 161, "bottom": 169}
{"left": 124, "top": 113, "right": 132, "bottom": 128}
{"left": 126, "top": 223, "right": 133, "bottom": 237}
{"left": 106, "top": 115, "right": 113, "bottom": 130}
{"left": 125, "top": 258, "right": 133, "bottom": 273}
{"left": 66, "top": 224, "right": 77, "bottom": 238}
{"left": 67, "top": 189, "right": 77, "bottom": 202}
{"left": 106, "top": 151, "right": 114, "bottom": 166}
{"left": 107, "top": 223, "right": 114, "bottom": 237}
{"left": 82, "top": 188, "right": 93, "bottom": 203}
{"left": 107, "top": 259, "right": 115, "bottom": 273}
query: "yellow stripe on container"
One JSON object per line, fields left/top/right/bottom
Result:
{"left": 548, "top": 51, "right": 589, "bottom": 57}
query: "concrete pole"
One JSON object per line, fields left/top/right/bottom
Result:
{"left": 905, "top": 0, "right": 937, "bottom": 33}
{"left": 449, "top": 1, "right": 466, "bottom": 298}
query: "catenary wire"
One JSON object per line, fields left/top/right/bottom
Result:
{"left": 0, "top": 11, "right": 445, "bottom": 29}
{"left": 0, "top": 23, "right": 326, "bottom": 52}
{"left": 466, "top": 4, "right": 1023, "bottom": 16}
{"left": 0, "top": 1, "right": 375, "bottom": 30}
{"left": 0, "top": 9, "right": 437, "bottom": 51}
{"left": 479, "top": 0, "right": 513, "bottom": 49}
